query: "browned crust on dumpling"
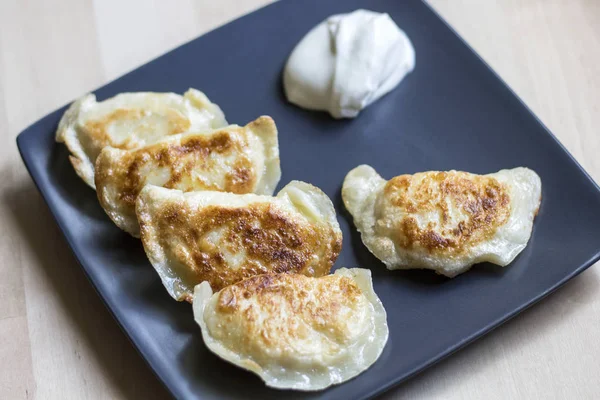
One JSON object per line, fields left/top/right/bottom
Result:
{"left": 84, "top": 108, "right": 191, "bottom": 152}
{"left": 214, "top": 273, "right": 364, "bottom": 341}
{"left": 139, "top": 202, "right": 342, "bottom": 298}
{"left": 383, "top": 171, "right": 511, "bottom": 254}
{"left": 95, "top": 129, "right": 258, "bottom": 211}
{"left": 193, "top": 267, "right": 388, "bottom": 391}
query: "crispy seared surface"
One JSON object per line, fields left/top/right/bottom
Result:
{"left": 96, "top": 129, "right": 257, "bottom": 210}
{"left": 83, "top": 108, "right": 191, "bottom": 154}
{"left": 381, "top": 171, "right": 511, "bottom": 255}
{"left": 140, "top": 201, "right": 342, "bottom": 296}
{"left": 95, "top": 116, "right": 280, "bottom": 237}
{"left": 55, "top": 89, "right": 228, "bottom": 189}
{"left": 193, "top": 268, "right": 388, "bottom": 390}
{"left": 342, "top": 164, "right": 541, "bottom": 276}
{"left": 211, "top": 272, "right": 367, "bottom": 358}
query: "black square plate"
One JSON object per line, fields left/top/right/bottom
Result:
{"left": 16, "top": 0, "right": 600, "bottom": 399}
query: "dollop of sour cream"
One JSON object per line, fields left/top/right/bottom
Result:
{"left": 283, "top": 9, "right": 415, "bottom": 119}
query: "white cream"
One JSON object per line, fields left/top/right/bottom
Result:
{"left": 283, "top": 9, "right": 415, "bottom": 119}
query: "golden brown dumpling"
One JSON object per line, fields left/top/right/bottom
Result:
{"left": 136, "top": 181, "right": 342, "bottom": 301}
{"left": 342, "top": 165, "right": 542, "bottom": 277}
{"left": 193, "top": 268, "right": 388, "bottom": 390}
{"left": 95, "top": 116, "right": 280, "bottom": 236}
{"left": 56, "top": 88, "right": 227, "bottom": 188}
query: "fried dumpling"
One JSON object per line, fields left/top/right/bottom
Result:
{"left": 342, "top": 165, "right": 542, "bottom": 277}
{"left": 56, "top": 88, "right": 227, "bottom": 188}
{"left": 95, "top": 116, "right": 280, "bottom": 237}
{"left": 136, "top": 181, "right": 342, "bottom": 301}
{"left": 193, "top": 268, "right": 388, "bottom": 391}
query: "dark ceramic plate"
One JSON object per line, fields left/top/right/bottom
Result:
{"left": 16, "top": 0, "right": 600, "bottom": 399}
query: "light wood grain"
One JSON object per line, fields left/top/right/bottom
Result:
{"left": 0, "top": 0, "right": 598, "bottom": 399}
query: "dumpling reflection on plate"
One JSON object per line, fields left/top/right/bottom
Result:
{"left": 136, "top": 181, "right": 342, "bottom": 302}
{"left": 193, "top": 268, "right": 388, "bottom": 391}
{"left": 95, "top": 116, "right": 280, "bottom": 237}
{"left": 56, "top": 88, "right": 227, "bottom": 188}
{"left": 342, "top": 165, "right": 542, "bottom": 277}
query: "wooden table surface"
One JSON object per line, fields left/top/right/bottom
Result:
{"left": 1, "top": 0, "right": 599, "bottom": 399}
